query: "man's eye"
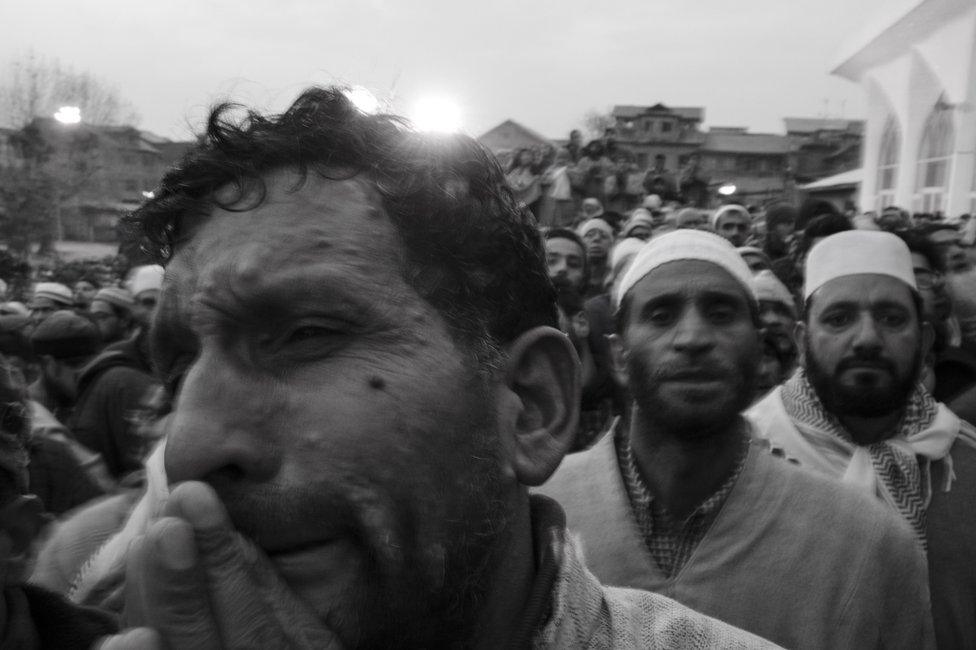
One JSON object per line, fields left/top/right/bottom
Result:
{"left": 285, "top": 326, "right": 339, "bottom": 344}
{"left": 648, "top": 309, "right": 675, "bottom": 325}
{"left": 707, "top": 307, "right": 736, "bottom": 324}
{"left": 878, "top": 312, "right": 909, "bottom": 328}
{"left": 822, "top": 313, "right": 853, "bottom": 328}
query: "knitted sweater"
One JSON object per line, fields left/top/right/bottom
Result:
{"left": 538, "top": 431, "right": 934, "bottom": 650}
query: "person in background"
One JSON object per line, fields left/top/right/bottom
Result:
{"left": 710, "top": 204, "right": 752, "bottom": 247}
{"left": 89, "top": 287, "right": 136, "bottom": 347}
{"left": 772, "top": 212, "right": 853, "bottom": 307}
{"left": 538, "top": 148, "right": 576, "bottom": 228}
{"left": 577, "top": 217, "right": 614, "bottom": 299}
{"left": 72, "top": 278, "right": 100, "bottom": 312}
{"left": 762, "top": 203, "right": 797, "bottom": 263}
{"left": 752, "top": 270, "right": 799, "bottom": 394}
{"left": 27, "top": 310, "right": 101, "bottom": 426}
{"left": 543, "top": 228, "right": 588, "bottom": 294}
{"left": 540, "top": 230, "right": 931, "bottom": 649}
{"left": 675, "top": 207, "right": 708, "bottom": 231}
{"left": 737, "top": 247, "right": 771, "bottom": 273}
{"left": 749, "top": 230, "right": 976, "bottom": 649}
{"left": 0, "top": 356, "right": 117, "bottom": 647}
{"left": 28, "top": 283, "right": 74, "bottom": 329}
{"left": 619, "top": 208, "right": 654, "bottom": 241}
{"left": 506, "top": 147, "right": 542, "bottom": 218}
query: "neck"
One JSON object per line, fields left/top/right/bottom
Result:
{"left": 838, "top": 411, "right": 903, "bottom": 445}
{"left": 472, "top": 492, "right": 536, "bottom": 650}
{"left": 629, "top": 411, "right": 746, "bottom": 519}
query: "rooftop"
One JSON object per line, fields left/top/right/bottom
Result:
{"left": 612, "top": 104, "right": 704, "bottom": 122}
{"left": 703, "top": 131, "right": 790, "bottom": 155}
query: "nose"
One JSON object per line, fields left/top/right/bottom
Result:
{"left": 164, "top": 347, "right": 281, "bottom": 485}
{"left": 671, "top": 307, "right": 716, "bottom": 355}
{"left": 851, "top": 314, "right": 883, "bottom": 354}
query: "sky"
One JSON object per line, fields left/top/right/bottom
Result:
{"left": 1, "top": 0, "right": 918, "bottom": 142}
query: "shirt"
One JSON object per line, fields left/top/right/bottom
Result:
{"left": 616, "top": 430, "right": 749, "bottom": 577}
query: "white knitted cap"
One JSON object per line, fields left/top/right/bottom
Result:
{"left": 614, "top": 230, "right": 756, "bottom": 309}
{"left": 804, "top": 230, "right": 917, "bottom": 300}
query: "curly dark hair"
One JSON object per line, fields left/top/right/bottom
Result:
{"left": 120, "top": 87, "right": 556, "bottom": 354}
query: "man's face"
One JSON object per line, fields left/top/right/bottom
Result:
{"left": 132, "top": 289, "right": 159, "bottom": 329}
{"left": 928, "top": 229, "right": 972, "bottom": 274}
{"left": 90, "top": 299, "right": 124, "bottom": 343}
{"left": 545, "top": 237, "right": 585, "bottom": 290}
{"left": 582, "top": 228, "right": 612, "bottom": 260}
{"left": 716, "top": 213, "right": 750, "bottom": 247}
{"left": 803, "top": 275, "right": 923, "bottom": 420}
{"left": 758, "top": 299, "right": 794, "bottom": 337}
{"left": 615, "top": 260, "right": 759, "bottom": 439}
{"left": 28, "top": 298, "right": 59, "bottom": 327}
{"left": 74, "top": 281, "right": 97, "bottom": 306}
{"left": 910, "top": 252, "right": 948, "bottom": 323}
{"left": 157, "top": 171, "right": 511, "bottom": 648}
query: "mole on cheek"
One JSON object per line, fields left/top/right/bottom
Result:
{"left": 369, "top": 376, "right": 386, "bottom": 390}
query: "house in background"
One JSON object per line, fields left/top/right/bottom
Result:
{"left": 477, "top": 119, "right": 552, "bottom": 166}
{"left": 834, "top": 0, "right": 976, "bottom": 216}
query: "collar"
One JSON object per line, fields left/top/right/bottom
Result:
{"left": 508, "top": 495, "right": 566, "bottom": 649}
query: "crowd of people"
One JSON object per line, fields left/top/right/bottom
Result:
{"left": 0, "top": 87, "right": 974, "bottom": 648}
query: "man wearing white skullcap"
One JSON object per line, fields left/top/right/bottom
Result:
{"left": 541, "top": 230, "right": 931, "bottom": 649}
{"left": 749, "top": 229, "right": 976, "bottom": 649}
{"left": 577, "top": 217, "right": 613, "bottom": 299}
{"left": 710, "top": 204, "right": 751, "bottom": 247}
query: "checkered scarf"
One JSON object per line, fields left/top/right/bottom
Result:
{"left": 780, "top": 369, "right": 959, "bottom": 548}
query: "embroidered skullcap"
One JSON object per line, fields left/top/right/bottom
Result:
{"left": 31, "top": 282, "right": 73, "bottom": 307}
{"left": 804, "top": 230, "right": 916, "bottom": 300}
{"left": 614, "top": 229, "right": 756, "bottom": 309}
{"left": 577, "top": 218, "right": 613, "bottom": 241}
{"left": 752, "top": 270, "right": 796, "bottom": 318}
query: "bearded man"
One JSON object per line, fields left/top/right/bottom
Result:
{"left": 749, "top": 230, "right": 976, "bottom": 649}
{"left": 539, "top": 230, "right": 932, "bottom": 649}
{"left": 76, "top": 87, "right": 772, "bottom": 649}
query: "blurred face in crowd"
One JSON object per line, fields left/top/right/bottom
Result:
{"left": 582, "top": 227, "right": 612, "bottom": 260}
{"left": 676, "top": 209, "right": 707, "bottom": 231}
{"left": 28, "top": 298, "right": 59, "bottom": 327}
{"left": 653, "top": 155, "right": 666, "bottom": 171}
{"left": 741, "top": 252, "right": 770, "bottom": 273}
{"left": 545, "top": 236, "right": 586, "bottom": 291}
{"left": 802, "top": 275, "right": 927, "bottom": 425}
{"left": 910, "top": 253, "right": 949, "bottom": 323}
{"left": 759, "top": 299, "right": 794, "bottom": 338}
{"left": 612, "top": 260, "right": 759, "bottom": 439}
{"left": 158, "top": 172, "right": 524, "bottom": 648}
{"left": 132, "top": 290, "right": 159, "bottom": 329}
{"left": 73, "top": 281, "right": 98, "bottom": 307}
{"left": 715, "top": 212, "right": 751, "bottom": 248}
{"left": 517, "top": 149, "right": 533, "bottom": 167}
{"left": 89, "top": 299, "right": 129, "bottom": 343}
{"left": 928, "top": 228, "right": 971, "bottom": 274}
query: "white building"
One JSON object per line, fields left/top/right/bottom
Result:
{"left": 834, "top": 0, "right": 976, "bottom": 216}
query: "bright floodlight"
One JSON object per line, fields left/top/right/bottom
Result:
{"left": 412, "top": 96, "right": 461, "bottom": 133}
{"left": 344, "top": 86, "right": 379, "bottom": 114}
{"left": 54, "top": 106, "right": 81, "bottom": 124}
{"left": 718, "top": 183, "right": 737, "bottom": 196}
{"left": 141, "top": 191, "right": 155, "bottom": 199}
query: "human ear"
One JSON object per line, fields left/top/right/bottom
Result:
{"left": 608, "top": 333, "right": 629, "bottom": 386}
{"left": 503, "top": 326, "right": 580, "bottom": 486}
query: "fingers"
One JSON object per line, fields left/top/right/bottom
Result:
{"left": 124, "top": 517, "right": 222, "bottom": 650}
{"left": 165, "top": 481, "right": 343, "bottom": 649}
{"left": 96, "top": 628, "right": 165, "bottom": 650}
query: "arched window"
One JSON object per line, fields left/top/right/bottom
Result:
{"left": 876, "top": 117, "right": 900, "bottom": 210}
{"left": 914, "top": 98, "right": 954, "bottom": 214}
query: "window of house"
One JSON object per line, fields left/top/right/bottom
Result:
{"left": 645, "top": 120, "right": 654, "bottom": 133}
{"left": 661, "top": 121, "right": 673, "bottom": 133}
{"left": 876, "top": 117, "right": 900, "bottom": 211}
{"left": 914, "top": 99, "right": 954, "bottom": 214}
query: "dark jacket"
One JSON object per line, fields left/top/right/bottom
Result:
{"left": 68, "top": 331, "right": 158, "bottom": 480}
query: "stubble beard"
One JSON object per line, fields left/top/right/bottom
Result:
{"left": 626, "top": 352, "right": 756, "bottom": 445}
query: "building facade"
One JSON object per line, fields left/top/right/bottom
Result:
{"left": 834, "top": 0, "right": 976, "bottom": 216}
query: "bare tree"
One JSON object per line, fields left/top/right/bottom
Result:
{"left": 0, "top": 50, "right": 139, "bottom": 128}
